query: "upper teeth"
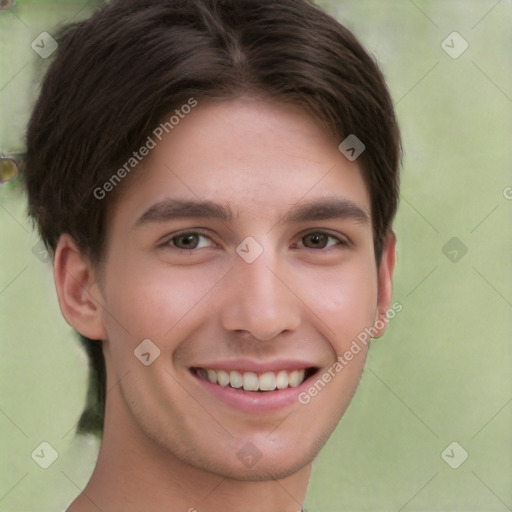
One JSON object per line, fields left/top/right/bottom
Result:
{"left": 198, "top": 368, "right": 307, "bottom": 391}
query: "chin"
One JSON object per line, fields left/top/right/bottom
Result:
{"left": 201, "top": 432, "right": 330, "bottom": 482}
{"left": 198, "top": 455, "right": 313, "bottom": 482}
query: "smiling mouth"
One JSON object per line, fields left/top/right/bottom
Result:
{"left": 192, "top": 367, "right": 317, "bottom": 392}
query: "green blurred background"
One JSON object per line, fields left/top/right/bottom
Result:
{"left": 1, "top": 0, "right": 511, "bottom": 510}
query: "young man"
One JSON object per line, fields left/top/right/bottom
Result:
{"left": 25, "top": 0, "right": 400, "bottom": 510}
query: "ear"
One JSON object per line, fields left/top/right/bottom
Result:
{"left": 53, "top": 234, "right": 107, "bottom": 340}
{"left": 372, "top": 232, "right": 397, "bottom": 338}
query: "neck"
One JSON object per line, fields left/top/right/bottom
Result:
{"left": 68, "top": 393, "right": 311, "bottom": 512}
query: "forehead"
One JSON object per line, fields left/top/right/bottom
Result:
{"left": 109, "top": 96, "right": 370, "bottom": 228}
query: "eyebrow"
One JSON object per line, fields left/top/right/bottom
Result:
{"left": 133, "top": 196, "right": 370, "bottom": 228}
{"left": 134, "top": 199, "right": 234, "bottom": 227}
{"left": 282, "top": 197, "right": 370, "bottom": 225}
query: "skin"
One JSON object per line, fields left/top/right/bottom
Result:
{"left": 55, "top": 96, "right": 395, "bottom": 512}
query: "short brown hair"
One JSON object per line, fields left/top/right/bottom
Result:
{"left": 25, "top": 0, "right": 401, "bottom": 434}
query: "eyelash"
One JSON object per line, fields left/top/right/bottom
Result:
{"left": 160, "top": 230, "right": 348, "bottom": 252}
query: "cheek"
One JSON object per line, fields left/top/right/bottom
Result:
{"left": 101, "top": 258, "right": 225, "bottom": 346}
{"left": 293, "top": 263, "right": 377, "bottom": 429}
{"left": 296, "top": 259, "right": 378, "bottom": 346}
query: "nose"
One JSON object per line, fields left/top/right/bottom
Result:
{"left": 219, "top": 252, "right": 301, "bottom": 341}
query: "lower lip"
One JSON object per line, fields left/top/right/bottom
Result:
{"left": 191, "top": 370, "right": 315, "bottom": 413}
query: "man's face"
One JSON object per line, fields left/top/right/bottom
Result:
{"left": 94, "top": 97, "right": 394, "bottom": 480}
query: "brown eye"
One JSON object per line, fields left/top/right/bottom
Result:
{"left": 162, "top": 231, "right": 215, "bottom": 252}
{"left": 171, "top": 233, "right": 201, "bottom": 249}
{"left": 302, "top": 233, "right": 330, "bottom": 249}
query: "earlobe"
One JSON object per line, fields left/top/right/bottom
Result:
{"left": 372, "top": 232, "right": 397, "bottom": 338}
{"left": 53, "top": 234, "right": 106, "bottom": 340}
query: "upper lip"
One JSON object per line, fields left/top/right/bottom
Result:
{"left": 190, "top": 359, "right": 318, "bottom": 373}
